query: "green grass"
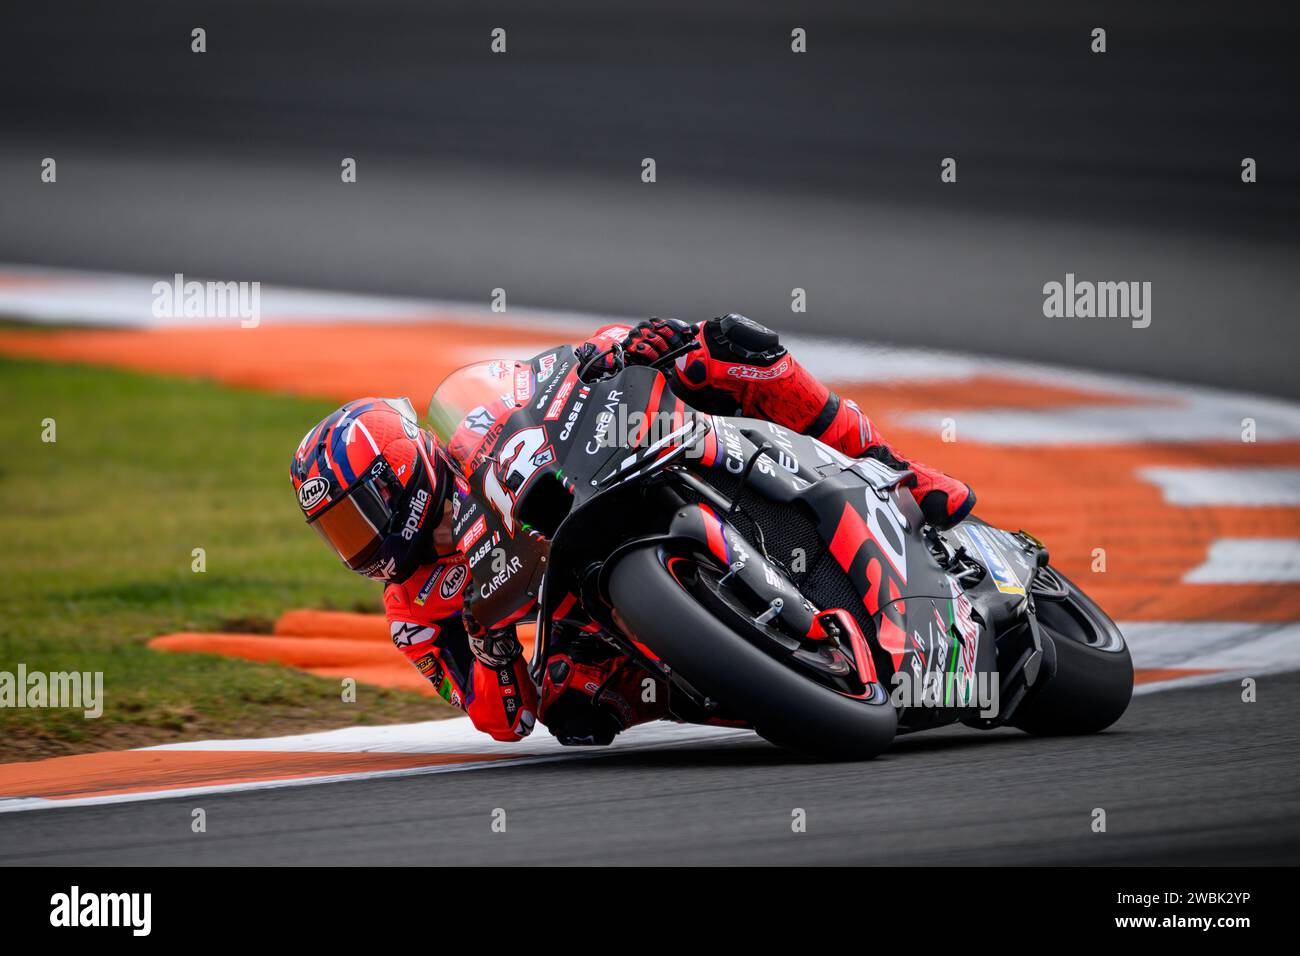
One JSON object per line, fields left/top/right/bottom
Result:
{"left": 0, "top": 356, "right": 444, "bottom": 761}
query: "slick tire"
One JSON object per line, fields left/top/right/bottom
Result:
{"left": 1012, "top": 570, "right": 1134, "bottom": 736}
{"left": 607, "top": 545, "right": 897, "bottom": 760}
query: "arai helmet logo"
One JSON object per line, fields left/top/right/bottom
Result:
{"left": 298, "top": 476, "right": 330, "bottom": 511}
{"left": 438, "top": 564, "right": 468, "bottom": 600}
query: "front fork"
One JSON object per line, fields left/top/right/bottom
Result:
{"left": 965, "top": 556, "right": 1061, "bottom": 728}
{"left": 667, "top": 502, "right": 817, "bottom": 635}
{"left": 666, "top": 503, "right": 880, "bottom": 696}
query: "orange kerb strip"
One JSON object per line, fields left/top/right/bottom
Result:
{"left": 832, "top": 375, "right": 1163, "bottom": 414}
{"left": 149, "top": 618, "right": 538, "bottom": 697}
{"left": 151, "top": 633, "right": 403, "bottom": 669}
{"left": 1134, "top": 667, "right": 1220, "bottom": 685}
{"left": 275, "top": 609, "right": 390, "bottom": 640}
{"left": 0, "top": 750, "right": 514, "bottom": 800}
{"left": 0, "top": 321, "right": 565, "bottom": 407}
{"left": 149, "top": 633, "right": 438, "bottom": 696}
{"left": 274, "top": 609, "right": 539, "bottom": 650}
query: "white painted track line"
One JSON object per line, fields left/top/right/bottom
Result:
{"left": 1184, "top": 539, "right": 1300, "bottom": 583}
{"left": 1139, "top": 467, "right": 1300, "bottom": 507}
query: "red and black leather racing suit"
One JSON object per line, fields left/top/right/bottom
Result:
{"left": 384, "top": 314, "right": 974, "bottom": 744}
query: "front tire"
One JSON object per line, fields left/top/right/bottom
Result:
{"left": 1012, "top": 569, "right": 1134, "bottom": 735}
{"left": 607, "top": 546, "right": 897, "bottom": 759}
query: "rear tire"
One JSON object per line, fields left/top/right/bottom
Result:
{"left": 607, "top": 546, "right": 897, "bottom": 759}
{"left": 1012, "top": 570, "right": 1134, "bottom": 736}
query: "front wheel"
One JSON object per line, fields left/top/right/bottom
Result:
{"left": 1012, "top": 568, "right": 1134, "bottom": 736}
{"left": 607, "top": 546, "right": 897, "bottom": 759}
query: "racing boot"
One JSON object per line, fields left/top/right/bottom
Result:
{"left": 860, "top": 439, "right": 976, "bottom": 530}
{"left": 797, "top": 377, "right": 976, "bottom": 529}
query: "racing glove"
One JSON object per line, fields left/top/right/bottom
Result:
{"left": 622, "top": 316, "right": 695, "bottom": 365}
{"left": 469, "top": 630, "right": 523, "bottom": 667}
{"left": 464, "top": 610, "right": 524, "bottom": 667}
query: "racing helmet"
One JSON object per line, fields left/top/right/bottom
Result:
{"left": 290, "top": 397, "right": 449, "bottom": 583}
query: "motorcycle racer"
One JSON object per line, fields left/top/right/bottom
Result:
{"left": 290, "top": 314, "right": 975, "bottom": 745}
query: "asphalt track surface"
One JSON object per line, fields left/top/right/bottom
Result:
{"left": 3, "top": 672, "right": 1297, "bottom": 866}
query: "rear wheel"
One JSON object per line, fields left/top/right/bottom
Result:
{"left": 607, "top": 545, "right": 897, "bottom": 759}
{"left": 1012, "top": 567, "right": 1133, "bottom": 735}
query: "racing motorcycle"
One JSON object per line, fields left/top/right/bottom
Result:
{"left": 427, "top": 332, "right": 1133, "bottom": 759}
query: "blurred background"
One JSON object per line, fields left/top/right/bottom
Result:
{"left": 2, "top": 0, "right": 1297, "bottom": 395}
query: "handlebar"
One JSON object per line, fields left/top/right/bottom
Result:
{"left": 577, "top": 325, "right": 701, "bottom": 383}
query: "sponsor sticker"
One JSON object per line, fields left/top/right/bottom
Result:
{"left": 534, "top": 361, "right": 570, "bottom": 409}
{"left": 400, "top": 488, "right": 431, "bottom": 541}
{"left": 537, "top": 352, "right": 558, "bottom": 382}
{"left": 413, "top": 652, "right": 441, "bottom": 678}
{"left": 392, "top": 621, "right": 437, "bottom": 648}
{"left": 452, "top": 496, "right": 478, "bottom": 537}
{"left": 584, "top": 388, "right": 622, "bottom": 455}
{"left": 297, "top": 476, "right": 330, "bottom": 510}
{"left": 438, "top": 563, "right": 468, "bottom": 600}
{"left": 358, "top": 555, "right": 398, "bottom": 580}
{"left": 463, "top": 406, "right": 495, "bottom": 435}
{"left": 514, "top": 367, "right": 534, "bottom": 405}
{"left": 963, "top": 525, "right": 1027, "bottom": 596}
{"left": 545, "top": 379, "right": 575, "bottom": 421}
{"left": 460, "top": 515, "right": 487, "bottom": 551}
{"left": 725, "top": 358, "right": 790, "bottom": 381}
{"left": 945, "top": 582, "right": 981, "bottom": 705}
{"left": 437, "top": 673, "right": 461, "bottom": 707}
{"left": 480, "top": 554, "right": 523, "bottom": 597}
{"left": 467, "top": 530, "right": 500, "bottom": 568}
{"left": 414, "top": 567, "right": 440, "bottom": 606}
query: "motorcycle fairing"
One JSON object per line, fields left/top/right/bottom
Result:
{"left": 690, "top": 416, "right": 1000, "bottom": 720}
{"left": 947, "top": 521, "right": 1034, "bottom": 597}
{"left": 448, "top": 349, "right": 1006, "bottom": 722}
